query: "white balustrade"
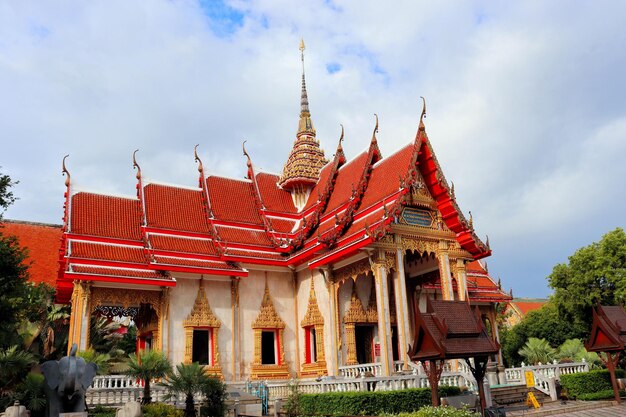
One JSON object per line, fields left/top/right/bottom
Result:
{"left": 338, "top": 362, "right": 382, "bottom": 378}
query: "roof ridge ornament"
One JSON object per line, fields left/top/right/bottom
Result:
{"left": 194, "top": 144, "right": 203, "bottom": 174}
{"left": 62, "top": 154, "right": 71, "bottom": 187}
{"left": 419, "top": 96, "right": 427, "bottom": 131}
{"left": 372, "top": 113, "right": 379, "bottom": 144}
{"left": 132, "top": 149, "right": 141, "bottom": 180}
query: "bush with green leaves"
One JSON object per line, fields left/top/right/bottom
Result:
{"left": 518, "top": 338, "right": 556, "bottom": 365}
{"left": 200, "top": 377, "right": 228, "bottom": 417}
{"left": 299, "top": 387, "right": 461, "bottom": 416}
{"left": 560, "top": 369, "right": 626, "bottom": 399}
{"left": 142, "top": 403, "right": 183, "bottom": 417}
{"left": 127, "top": 349, "right": 171, "bottom": 404}
{"left": 387, "top": 407, "right": 480, "bottom": 417}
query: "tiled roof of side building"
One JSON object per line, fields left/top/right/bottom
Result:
{"left": 512, "top": 300, "right": 547, "bottom": 315}
{"left": 1, "top": 220, "right": 62, "bottom": 286}
{"left": 255, "top": 172, "right": 297, "bottom": 213}
{"left": 144, "top": 184, "right": 210, "bottom": 233}
{"left": 70, "top": 193, "right": 142, "bottom": 240}
{"left": 206, "top": 176, "right": 263, "bottom": 225}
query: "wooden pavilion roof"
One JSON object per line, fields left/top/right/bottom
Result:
{"left": 586, "top": 305, "right": 626, "bottom": 353}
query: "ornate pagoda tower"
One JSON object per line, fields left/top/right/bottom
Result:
{"left": 278, "top": 39, "right": 327, "bottom": 210}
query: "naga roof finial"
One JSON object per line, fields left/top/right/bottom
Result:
{"left": 194, "top": 144, "right": 204, "bottom": 174}
{"left": 62, "top": 154, "right": 71, "bottom": 187}
{"left": 242, "top": 140, "right": 252, "bottom": 168}
{"left": 132, "top": 149, "right": 141, "bottom": 180}
{"left": 419, "top": 96, "right": 427, "bottom": 130}
{"left": 468, "top": 210, "right": 474, "bottom": 230}
{"left": 372, "top": 113, "right": 379, "bottom": 144}
{"left": 338, "top": 124, "right": 344, "bottom": 151}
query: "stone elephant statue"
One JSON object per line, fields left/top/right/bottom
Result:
{"left": 115, "top": 401, "right": 142, "bottom": 417}
{"left": 41, "top": 344, "right": 98, "bottom": 417}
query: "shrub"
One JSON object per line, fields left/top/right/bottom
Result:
{"left": 577, "top": 389, "right": 626, "bottom": 401}
{"left": 560, "top": 369, "right": 626, "bottom": 399}
{"left": 200, "top": 378, "right": 228, "bottom": 417}
{"left": 389, "top": 407, "right": 480, "bottom": 417}
{"left": 142, "top": 403, "right": 183, "bottom": 417}
{"left": 88, "top": 405, "right": 117, "bottom": 417}
{"left": 299, "top": 386, "right": 461, "bottom": 416}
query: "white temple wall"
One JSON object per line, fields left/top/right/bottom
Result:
{"left": 239, "top": 269, "right": 296, "bottom": 379}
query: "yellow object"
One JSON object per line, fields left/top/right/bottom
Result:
{"left": 526, "top": 392, "right": 540, "bottom": 409}
{"left": 525, "top": 370, "right": 535, "bottom": 387}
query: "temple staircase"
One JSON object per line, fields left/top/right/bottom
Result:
{"left": 491, "top": 385, "right": 551, "bottom": 408}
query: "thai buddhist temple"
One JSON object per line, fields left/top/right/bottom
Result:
{"left": 55, "top": 41, "right": 511, "bottom": 381}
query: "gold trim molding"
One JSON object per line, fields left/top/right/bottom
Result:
{"left": 300, "top": 278, "right": 327, "bottom": 377}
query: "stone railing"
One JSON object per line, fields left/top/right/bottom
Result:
{"left": 504, "top": 361, "right": 589, "bottom": 385}
{"left": 91, "top": 375, "right": 143, "bottom": 389}
{"left": 532, "top": 371, "right": 557, "bottom": 401}
{"left": 338, "top": 362, "right": 382, "bottom": 378}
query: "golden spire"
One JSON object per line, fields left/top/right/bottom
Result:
{"left": 279, "top": 39, "right": 327, "bottom": 193}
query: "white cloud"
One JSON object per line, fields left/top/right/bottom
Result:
{"left": 1, "top": 0, "right": 625, "bottom": 297}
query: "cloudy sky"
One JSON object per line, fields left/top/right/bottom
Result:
{"left": 1, "top": 1, "right": 624, "bottom": 298}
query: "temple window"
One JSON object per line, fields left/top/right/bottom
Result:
{"left": 192, "top": 328, "right": 213, "bottom": 365}
{"left": 183, "top": 281, "right": 222, "bottom": 378}
{"left": 300, "top": 278, "right": 327, "bottom": 377}
{"left": 261, "top": 330, "right": 278, "bottom": 364}
{"left": 251, "top": 279, "right": 290, "bottom": 379}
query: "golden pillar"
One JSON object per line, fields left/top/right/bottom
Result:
{"left": 437, "top": 241, "right": 454, "bottom": 301}
{"left": 67, "top": 281, "right": 91, "bottom": 353}
{"left": 372, "top": 251, "right": 394, "bottom": 376}
{"left": 455, "top": 259, "right": 468, "bottom": 301}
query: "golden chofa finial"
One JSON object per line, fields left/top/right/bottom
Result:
{"left": 194, "top": 144, "right": 203, "bottom": 173}
{"left": 299, "top": 38, "right": 305, "bottom": 53}
{"left": 419, "top": 96, "right": 426, "bottom": 130}
{"left": 62, "top": 154, "right": 71, "bottom": 187}
{"left": 132, "top": 149, "right": 142, "bottom": 180}
{"left": 468, "top": 210, "right": 474, "bottom": 230}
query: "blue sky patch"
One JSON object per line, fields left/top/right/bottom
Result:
{"left": 326, "top": 62, "right": 341, "bottom": 74}
{"left": 199, "top": 0, "right": 245, "bottom": 37}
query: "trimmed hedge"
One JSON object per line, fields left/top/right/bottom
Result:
{"left": 299, "top": 387, "right": 462, "bottom": 415}
{"left": 560, "top": 369, "right": 626, "bottom": 399}
{"left": 143, "top": 403, "right": 183, "bottom": 417}
{"left": 578, "top": 389, "right": 626, "bottom": 401}
{"left": 88, "top": 405, "right": 117, "bottom": 417}
{"left": 389, "top": 408, "right": 479, "bottom": 417}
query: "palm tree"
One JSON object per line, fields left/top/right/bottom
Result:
{"left": 0, "top": 346, "right": 36, "bottom": 396}
{"left": 78, "top": 348, "right": 111, "bottom": 375}
{"left": 127, "top": 350, "right": 171, "bottom": 404}
{"left": 162, "top": 363, "right": 211, "bottom": 417}
{"left": 518, "top": 338, "right": 556, "bottom": 365}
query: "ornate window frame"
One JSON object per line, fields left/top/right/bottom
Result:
{"left": 183, "top": 281, "right": 222, "bottom": 378}
{"left": 300, "top": 278, "right": 327, "bottom": 377}
{"left": 250, "top": 281, "right": 290, "bottom": 380}
{"left": 344, "top": 279, "right": 378, "bottom": 365}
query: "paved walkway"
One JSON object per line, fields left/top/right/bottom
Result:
{"left": 506, "top": 402, "right": 626, "bottom": 416}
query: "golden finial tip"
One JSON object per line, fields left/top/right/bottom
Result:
{"left": 299, "top": 38, "right": 305, "bottom": 51}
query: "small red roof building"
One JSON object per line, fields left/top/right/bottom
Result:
{"left": 1, "top": 219, "right": 62, "bottom": 287}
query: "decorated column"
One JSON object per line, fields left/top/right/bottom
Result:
{"left": 455, "top": 259, "right": 468, "bottom": 301}
{"left": 323, "top": 268, "right": 340, "bottom": 376}
{"left": 67, "top": 281, "right": 91, "bottom": 353}
{"left": 437, "top": 241, "right": 454, "bottom": 301}
{"left": 394, "top": 241, "right": 411, "bottom": 369}
{"left": 372, "top": 250, "right": 394, "bottom": 376}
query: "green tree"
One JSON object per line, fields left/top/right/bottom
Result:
{"left": 549, "top": 228, "right": 626, "bottom": 330}
{"left": 0, "top": 346, "right": 37, "bottom": 396}
{"left": 200, "top": 377, "right": 227, "bottom": 417}
{"left": 518, "top": 338, "right": 556, "bottom": 365}
{"left": 127, "top": 350, "right": 171, "bottom": 404}
{"left": 556, "top": 339, "right": 601, "bottom": 367}
{"left": 162, "top": 363, "right": 211, "bottom": 417}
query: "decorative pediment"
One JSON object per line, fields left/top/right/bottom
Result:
{"left": 344, "top": 283, "right": 368, "bottom": 323}
{"left": 183, "top": 281, "right": 221, "bottom": 328}
{"left": 301, "top": 278, "right": 324, "bottom": 327}
{"left": 252, "top": 281, "right": 286, "bottom": 329}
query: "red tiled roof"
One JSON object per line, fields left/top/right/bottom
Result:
{"left": 215, "top": 225, "right": 273, "bottom": 247}
{"left": 70, "top": 265, "right": 167, "bottom": 280}
{"left": 270, "top": 218, "right": 296, "bottom": 233}
{"left": 466, "top": 260, "right": 487, "bottom": 273}
{"left": 303, "top": 162, "right": 333, "bottom": 211}
{"left": 144, "top": 184, "right": 210, "bottom": 233}
{"left": 71, "top": 193, "right": 142, "bottom": 240}
{"left": 512, "top": 300, "right": 547, "bottom": 316}
{"left": 153, "top": 255, "right": 241, "bottom": 271}
{"left": 226, "top": 248, "right": 285, "bottom": 260}
{"left": 359, "top": 144, "right": 413, "bottom": 210}
{"left": 1, "top": 220, "right": 62, "bottom": 286}
{"left": 322, "top": 152, "right": 368, "bottom": 215}
{"left": 149, "top": 234, "right": 218, "bottom": 256}
{"left": 70, "top": 241, "right": 146, "bottom": 264}
{"left": 206, "top": 176, "right": 262, "bottom": 225}
{"left": 255, "top": 172, "right": 297, "bottom": 213}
